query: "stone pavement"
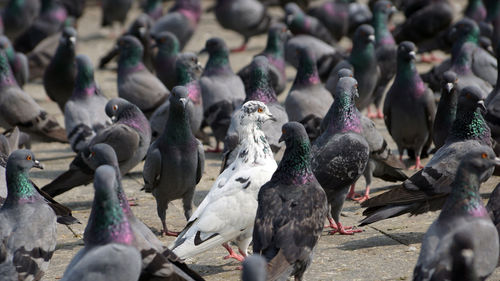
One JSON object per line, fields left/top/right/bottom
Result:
{"left": 15, "top": 1, "right": 500, "bottom": 280}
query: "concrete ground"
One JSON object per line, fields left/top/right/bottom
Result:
{"left": 15, "top": 0, "right": 500, "bottom": 280}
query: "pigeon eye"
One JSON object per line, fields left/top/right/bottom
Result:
{"left": 26, "top": 155, "right": 31, "bottom": 161}
{"left": 466, "top": 93, "right": 472, "bottom": 99}
{"left": 282, "top": 129, "right": 286, "bottom": 135}
{"left": 481, "top": 153, "right": 488, "bottom": 159}
{"left": 258, "top": 107, "right": 263, "bottom": 113}
{"left": 113, "top": 105, "right": 118, "bottom": 111}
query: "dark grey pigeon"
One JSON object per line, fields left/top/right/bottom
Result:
{"left": 238, "top": 23, "right": 288, "bottom": 96}
{"left": 149, "top": 52, "right": 204, "bottom": 141}
{"left": 88, "top": 144, "right": 204, "bottom": 281}
{"left": 0, "top": 49, "right": 68, "bottom": 143}
{"left": 413, "top": 150, "right": 500, "bottom": 281}
{"left": 214, "top": 0, "right": 272, "bottom": 52}
{"left": 27, "top": 28, "right": 68, "bottom": 81}
{"left": 0, "top": 36, "right": 29, "bottom": 88}
{"left": 241, "top": 255, "right": 267, "bottom": 281}
{"left": 117, "top": 35, "right": 170, "bottom": 117}
{"left": 2, "top": 0, "right": 40, "bottom": 41}
{"left": 41, "top": 98, "right": 151, "bottom": 197}
{"left": 150, "top": 0, "right": 202, "bottom": 51}
{"left": 223, "top": 56, "right": 288, "bottom": 171}
{"left": 361, "top": 86, "right": 494, "bottom": 225}
{"left": 383, "top": 41, "right": 436, "bottom": 169}
{"left": 101, "top": 0, "right": 132, "bottom": 28}
{"left": 152, "top": 31, "right": 180, "bottom": 90}
{"left": 347, "top": 1, "right": 372, "bottom": 35}
{"left": 43, "top": 26, "right": 77, "bottom": 112}
{"left": 312, "top": 77, "right": 369, "bottom": 234}
{"left": 64, "top": 55, "right": 111, "bottom": 153}
{"left": 199, "top": 37, "right": 245, "bottom": 152}
{"left": 326, "top": 24, "right": 379, "bottom": 112}
{"left": 0, "top": 150, "right": 56, "bottom": 281}
{"left": 433, "top": 71, "right": 458, "bottom": 150}
{"left": 285, "top": 47, "right": 333, "bottom": 141}
{"left": 284, "top": 2, "right": 334, "bottom": 44}
{"left": 253, "top": 121, "right": 328, "bottom": 280}
{"left": 307, "top": 0, "right": 349, "bottom": 41}
{"left": 60, "top": 165, "right": 142, "bottom": 281}
{"left": 144, "top": 86, "right": 205, "bottom": 236}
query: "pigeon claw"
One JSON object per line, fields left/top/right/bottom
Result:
{"left": 419, "top": 53, "right": 442, "bottom": 64}
{"left": 230, "top": 44, "right": 247, "bottom": 53}
{"left": 161, "top": 230, "right": 180, "bottom": 237}
{"left": 127, "top": 198, "right": 138, "bottom": 206}
{"left": 409, "top": 157, "right": 424, "bottom": 170}
{"left": 222, "top": 243, "right": 245, "bottom": 262}
{"left": 328, "top": 223, "right": 363, "bottom": 235}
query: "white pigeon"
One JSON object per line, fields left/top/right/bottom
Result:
{"left": 169, "top": 101, "right": 278, "bottom": 261}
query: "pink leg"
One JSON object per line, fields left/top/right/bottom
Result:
{"left": 346, "top": 184, "right": 363, "bottom": 200}
{"left": 409, "top": 156, "right": 424, "bottom": 170}
{"left": 206, "top": 141, "right": 222, "bottom": 153}
{"left": 127, "top": 198, "right": 138, "bottom": 206}
{"left": 353, "top": 186, "right": 370, "bottom": 203}
{"left": 376, "top": 108, "right": 384, "bottom": 119}
{"left": 324, "top": 217, "right": 337, "bottom": 230}
{"left": 367, "top": 107, "right": 378, "bottom": 119}
{"left": 230, "top": 43, "right": 247, "bottom": 53}
{"left": 329, "top": 222, "right": 363, "bottom": 235}
{"left": 222, "top": 243, "right": 245, "bottom": 262}
{"left": 420, "top": 53, "right": 442, "bottom": 63}
{"left": 160, "top": 220, "right": 180, "bottom": 237}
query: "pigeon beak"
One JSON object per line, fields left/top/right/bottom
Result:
{"left": 179, "top": 97, "right": 188, "bottom": 108}
{"left": 493, "top": 157, "right": 500, "bottom": 165}
{"left": 69, "top": 36, "right": 76, "bottom": 45}
{"left": 196, "top": 62, "right": 203, "bottom": 72}
{"left": 138, "top": 27, "right": 146, "bottom": 36}
{"left": 445, "top": 82, "right": 454, "bottom": 93}
{"left": 477, "top": 100, "right": 486, "bottom": 112}
{"left": 33, "top": 160, "right": 44, "bottom": 169}
{"left": 409, "top": 51, "right": 416, "bottom": 60}
{"left": 198, "top": 48, "right": 207, "bottom": 55}
{"left": 390, "top": 6, "right": 397, "bottom": 14}
{"left": 368, "top": 34, "right": 375, "bottom": 43}
{"left": 111, "top": 116, "right": 117, "bottom": 122}
{"left": 279, "top": 134, "right": 285, "bottom": 143}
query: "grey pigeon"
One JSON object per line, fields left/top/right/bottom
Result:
{"left": 326, "top": 24, "right": 379, "bottom": 111}
{"left": 142, "top": 0, "right": 163, "bottom": 20}
{"left": 383, "top": 41, "right": 436, "bottom": 169}
{"left": 0, "top": 150, "right": 56, "bottom": 281}
{"left": 253, "top": 121, "right": 328, "bottom": 280}
{"left": 0, "top": 36, "right": 29, "bottom": 88}
{"left": 0, "top": 49, "right": 68, "bottom": 143}
{"left": 64, "top": 55, "right": 111, "bottom": 153}
{"left": 413, "top": 150, "right": 500, "bottom": 281}
{"left": 213, "top": 0, "right": 272, "bottom": 52}
{"left": 152, "top": 31, "right": 180, "bottom": 90}
{"left": 144, "top": 86, "right": 205, "bottom": 236}
{"left": 2, "top": 0, "right": 40, "bottom": 41}
{"left": 150, "top": 0, "right": 202, "bottom": 51}
{"left": 223, "top": 56, "right": 288, "bottom": 170}
{"left": 117, "top": 35, "right": 170, "bottom": 117}
{"left": 42, "top": 98, "right": 151, "bottom": 197}
{"left": 238, "top": 23, "right": 288, "bottom": 96}
{"left": 361, "top": 86, "right": 494, "bottom": 225}
{"left": 285, "top": 47, "right": 333, "bottom": 141}
{"left": 307, "top": 0, "right": 350, "bottom": 41}
{"left": 26, "top": 28, "right": 69, "bottom": 81}
{"left": 199, "top": 37, "right": 245, "bottom": 152}
{"left": 241, "top": 255, "right": 267, "bottom": 281}
{"left": 433, "top": 71, "right": 458, "bottom": 150}
{"left": 101, "top": 0, "right": 132, "bottom": 28}
{"left": 347, "top": 1, "right": 372, "bottom": 36}
{"left": 284, "top": 2, "right": 334, "bottom": 44}
{"left": 43, "top": 26, "right": 77, "bottom": 112}
{"left": 312, "top": 77, "right": 369, "bottom": 234}
{"left": 149, "top": 52, "right": 204, "bottom": 140}
{"left": 60, "top": 165, "right": 142, "bottom": 281}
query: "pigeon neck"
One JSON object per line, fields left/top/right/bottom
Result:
{"left": 0, "top": 53, "right": 17, "bottom": 87}
{"left": 204, "top": 51, "right": 231, "bottom": 75}
{"left": 84, "top": 187, "right": 134, "bottom": 246}
{"left": 73, "top": 65, "right": 97, "bottom": 98}
{"left": 4, "top": 46, "right": 15, "bottom": 62}
{"left": 451, "top": 44, "right": 474, "bottom": 74}
{"left": 350, "top": 43, "right": 376, "bottom": 70}
{"left": 235, "top": 122, "right": 273, "bottom": 165}
{"left": 3, "top": 167, "right": 41, "bottom": 207}
{"left": 448, "top": 108, "right": 491, "bottom": 145}
{"left": 52, "top": 44, "right": 75, "bottom": 69}
{"left": 118, "top": 49, "right": 144, "bottom": 73}
{"left": 113, "top": 168, "right": 133, "bottom": 217}
{"left": 158, "top": 43, "right": 179, "bottom": 57}
{"left": 264, "top": 33, "right": 285, "bottom": 59}
{"left": 293, "top": 56, "right": 320, "bottom": 87}
{"left": 163, "top": 104, "right": 193, "bottom": 143}
{"left": 176, "top": 65, "right": 196, "bottom": 85}
{"left": 466, "top": 0, "right": 486, "bottom": 19}
{"left": 396, "top": 60, "right": 426, "bottom": 98}
{"left": 373, "top": 12, "right": 395, "bottom": 46}
{"left": 325, "top": 93, "right": 362, "bottom": 134}
{"left": 246, "top": 68, "right": 278, "bottom": 104}
{"left": 119, "top": 108, "right": 151, "bottom": 136}
{"left": 145, "top": 0, "right": 161, "bottom": 12}
{"left": 272, "top": 137, "right": 314, "bottom": 185}
{"left": 437, "top": 88, "right": 458, "bottom": 120}
{"left": 183, "top": 80, "right": 202, "bottom": 105}
{"left": 441, "top": 169, "right": 487, "bottom": 218}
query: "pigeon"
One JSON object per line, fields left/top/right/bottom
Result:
{"left": 0, "top": 49, "right": 68, "bottom": 143}
{"left": 150, "top": 0, "right": 202, "bottom": 51}
{"left": 2, "top": 0, "right": 40, "bottom": 41}
{"left": 312, "top": 77, "right": 369, "bottom": 234}
{"left": 64, "top": 55, "right": 111, "bottom": 153}
{"left": 253, "top": 121, "right": 328, "bottom": 280}
{"left": 144, "top": 86, "right": 205, "bottom": 237}
{"left": 241, "top": 255, "right": 267, "bottom": 281}
{"left": 88, "top": 144, "right": 204, "bottom": 281}
{"left": 143, "top": 0, "right": 164, "bottom": 21}
{"left": 413, "top": 150, "right": 500, "bottom": 281}
{"left": 347, "top": 1, "right": 372, "bottom": 35}
{"left": 284, "top": 2, "right": 334, "bottom": 44}
{"left": 307, "top": 0, "right": 350, "bottom": 41}
{"left": 0, "top": 150, "right": 57, "bottom": 281}
{"left": 465, "top": 0, "right": 487, "bottom": 23}
{"left": 60, "top": 165, "right": 142, "bottom": 281}
{"left": 486, "top": 47, "right": 500, "bottom": 156}
{"left": 213, "top": 0, "right": 272, "bottom": 52}
{"left": 149, "top": 52, "right": 204, "bottom": 141}
{"left": 169, "top": 101, "right": 277, "bottom": 261}
{"left": 14, "top": 0, "right": 68, "bottom": 53}
{"left": 285, "top": 47, "right": 333, "bottom": 141}
{"left": 383, "top": 41, "right": 436, "bottom": 169}
{"left": 26, "top": 28, "right": 69, "bottom": 81}
{"left": 43, "top": 26, "right": 77, "bottom": 112}
{"left": 152, "top": 31, "right": 180, "bottom": 90}
{"left": 433, "top": 71, "right": 458, "bottom": 150}
{"left": 41, "top": 98, "right": 151, "bottom": 197}
{"left": 117, "top": 35, "right": 169, "bottom": 117}
{"left": 199, "top": 37, "right": 245, "bottom": 152}
{"left": 101, "top": 0, "right": 132, "bottom": 28}
{"left": 238, "top": 23, "right": 288, "bottom": 96}
{"left": 60, "top": 0, "right": 86, "bottom": 19}
{"left": 223, "top": 56, "right": 288, "bottom": 170}
{"left": 99, "top": 14, "right": 155, "bottom": 72}
{"left": 0, "top": 36, "right": 29, "bottom": 88}
{"left": 360, "top": 86, "right": 494, "bottom": 226}
{"left": 326, "top": 24, "right": 379, "bottom": 113}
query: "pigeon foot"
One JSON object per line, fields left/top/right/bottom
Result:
{"left": 419, "top": 53, "right": 442, "bottom": 63}
{"left": 222, "top": 243, "right": 245, "bottom": 262}
{"left": 409, "top": 157, "right": 424, "bottom": 170}
{"left": 328, "top": 222, "right": 363, "bottom": 235}
{"left": 347, "top": 184, "right": 363, "bottom": 201}
{"left": 230, "top": 44, "right": 247, "bottom": 53}
{"left": 127, "top": 198, "right": 138, "bottom": 206}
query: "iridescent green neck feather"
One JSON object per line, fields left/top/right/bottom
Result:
{"left": 272, "top": 137, "right": 314, "bottom": 185}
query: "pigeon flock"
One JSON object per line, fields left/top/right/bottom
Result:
{"left": 1, "top": 0, "right": 500, "bottom": 280}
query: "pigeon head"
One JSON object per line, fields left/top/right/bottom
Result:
{"left": 397, "top": 41, "right": 416, "bottom": 62}
{"left": 153, "top": 31, "right": 180, "bottom": 55}
{"left": 335, "top": 76, "right": 359, "bottom": 100}
{"left": 84, "top": 143, "right": 119, "bottom": 171}
{"left": 200, "top": 37, "right": 228, "bottom": 56}
{"left": 129, "top": 13, "right": 153, "bottom": 40}
{"left": 441, "top": 71, "right": 458, "bottom": 94}
{"left": 200, "top": 37, "right": 230, "bottom": 72}
{"left": 7, "top": 149, "right": 43, "bottom": 172}
{"left": 175, "top": 52, "right": 202, "bottom": 83}
{"left": 458, "top": 148, "right": 500, "bottom": 175}
{"left": 293, "top": 47, "right": 320, "bottom": 86}
{"left": 279, "top": 121, "right": 309, "bottom": 144}
{"left": 284, "top": 2, "right": 302, "bottom": 16}
{"left": 74, "top": 54, "right": 96, "bottom": 94}
{"left": 60, "top": 27, "right": 77, "bottom": 50}
{"left": 4, "top": 150, "right": 43, "bottom": 205}
{"left": 337, "top": 68, "right": 354, "bottom": 79}
{"left": 458, "top": 86, "right": 486, "bottom": 112}
{"left": 170, "top": 86, "right": 189, "bottom": 109}
{"left": 246, "top": 56, "right": 277, "bottom": 104}
{"left": 85, "top": 165, "right": 134, "bottom": 246}
{"left": 238, "top": 101, "right": 276, "bottom": 127}
{"left": 242, "top": 255, "right": 267, "bottom": 281}
{"left": 373, "top": 0, "right": 396, "bottom": 16}
{"left": 450, "top": 18, "right": 479, "bottom": 45}
{"left": 0, "top": 36, "right": 14, "bottom": 60}
{"left": 372, "top": 0, "right": 396, "bottom": 45}
{"left": 267, "top": 23, "right": 289, "bottom": 48}
{"left": 117, "top": 35, "right": 144, "bottom": 67}
{"left": 105, "top": 97, "right": 139, "bottom": 122}
{"left": 353, "top": 24, "right": 375, "bottom": 45}
{"left": 323, "top": 77, "right": 362, "bottom": 134}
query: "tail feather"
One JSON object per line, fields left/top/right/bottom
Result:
{"left": 41, "top": 158, "right": 93, "bottom": 198}
{"left": 372, "top": 160, "right": 408, "bottom": 182}
{"left": 359, "top": 204, "right": 415, "bottom": 226}
{"left": 267, "top": 250, "right": 294, "bottom": 281}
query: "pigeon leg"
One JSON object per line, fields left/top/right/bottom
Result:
{"left": 329, "top": 222, "right": 363, "bottom": 235}
{"left": 366, "top": 107, "right": 378, "bottom": 119}
{"left": 157, "top": 203, "right": 179, "bottom": 237}
{"left": 231, "top": 38, "right": 249, "bottom": 53}
{"left": 353, "top": 186, "right": 370, "bottom": 203}
{"left": 409, "top": 156, "right": 424, "bottom": 170}
{"left": 222, "top": 243, "right": 245, "bottom": 262}
{"left": 127, "top": 198, "right": 138, "bottom": 206}
{"left": 419, "top": 53, "right": 442, "bottom": 63}
{"left": 375, "top": 108, "right": 384, "bottom": 119}
{"left": 206, "top": 141, "right": 222, "bottom": 153}
{"left": 346, "top": 184, "right": 363, "bottom": 200}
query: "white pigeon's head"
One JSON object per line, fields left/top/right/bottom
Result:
{"left": 238, "top": 101, "right": 276, "bottom": 127}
